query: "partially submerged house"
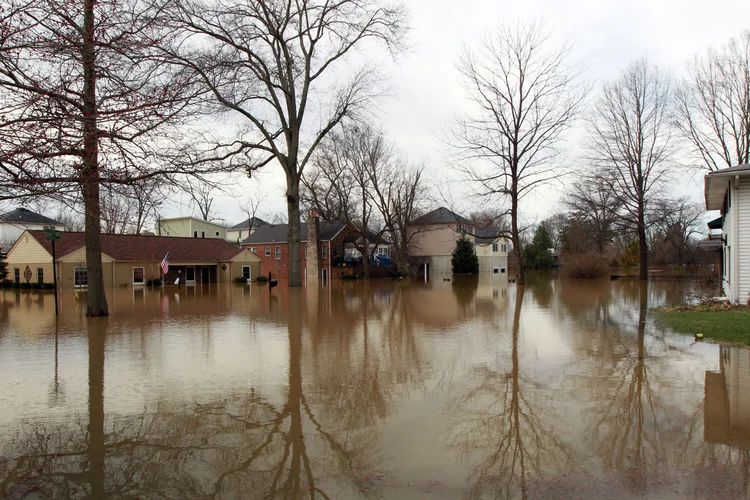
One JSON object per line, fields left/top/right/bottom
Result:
{"left": 408, "top": 207, "right": 510, "bottom": 275}
{"left": 704, "top": 164, "right": 750, "bottom": 303}
{"left": 5, "top": 230, "right": 261, "bottom": 289}
{"left": 226, "top": 217, "right": 269, "bottom": 244}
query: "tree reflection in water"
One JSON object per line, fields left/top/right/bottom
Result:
{"left": 0, "top": 290, "right": 388, "bottom": 499}
{"left": 448, "top": 285, "right": 571, "bottom": 500}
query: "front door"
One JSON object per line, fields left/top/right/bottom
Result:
{"left": 185, "top": 266, "right": 195, "bottom": 283}
{"left": 201, "top": 266, "right": 210, "bottom": 283}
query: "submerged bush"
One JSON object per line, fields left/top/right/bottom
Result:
{"left": 234, "top": 277, "right": 248, "bottom": 283}
{"left": 255, "top": 276, "right": 269, "bottom": 283}
{"left": 561, "top": 252, "right": 610, "bottom": 279}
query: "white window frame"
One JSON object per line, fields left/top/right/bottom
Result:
{"left": 492, "top": 243, "right": 498, "bottom": 252}
{"left": 74, "top": 267, "right": 88, "bottom": 288}
{"left": 265, "top": 246, "right": 271, "bottom": 257}
{"left": 242, "top": 265, "right": 251, "bottom": 280}
{"left": 250, "top": 247, "right": 257, "bottom": 254}
{"left": 201, "top": 230, "right": 206, "bottom": 238}
{"left": 377, "top": 246, "right": 389, "bottom": 257}
{"left": 133, "top": 266, "right": 145, "bottom": 285}
{"left": 37, "top": 267, "right": 44, "bottom": 284}
{"left": 13, "top": 268, "right": 20, "bottom": 284}
{"left": 275, "top": 246, "right": 281, "bottom": 260}
{"left": 321, "top": 244, "right": 327, "bottom": 259}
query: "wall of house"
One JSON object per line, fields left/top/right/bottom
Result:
{"left": 189, "top": 219, "right": 227, "bottom": 239}
{"left": 113, "top": 262, "right": 162, "bottom": 287}
{"left": 157, "top": 218, "right": 227, "bottom": 239}
{"left": 245, "top": 237, "right": 345, "bottom": 281}
{"left": 58, "top": 261, "right": 114, "bottom": 289}
{"left": 227, "top": 226, "right": 261, "bottom": 244}
{"left": 737, "top": 178, "right": 750, "bottom": 304}
{"left": 409, "top": 224, "right": 475, "bottom": 257}
{"left": 5, "top": 233, "right": 54, "bottom": 284}
{"left": 0, "top": 222, "right": 61, "bottom": 251}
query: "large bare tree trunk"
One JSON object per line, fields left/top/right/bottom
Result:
{"left": 287, "top": 174, "right": 302, "bottom": 287}
{"left": 511, "top": 189, "right": 525, "bottom": 285}
{"left": 82, "top": 0, "right": 108, "bottom": 316}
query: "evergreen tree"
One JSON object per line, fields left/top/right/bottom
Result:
{"left": 0, "top": 257, "right": 7, "bottom": 282}
{"left": 523, "top": 225, "right": 555, "bottom": 269}
{"left": 452, "top": 237, "right": 480, "bottom": 274}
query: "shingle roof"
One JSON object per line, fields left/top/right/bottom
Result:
{"left": 241, "top": 221, "right": 346, "bottom": 244}
{"left": 706, "top": 163, "right": 750, "bottom": 175}
{"left": 0, "top": 207, "right": 62, "bottom": 225}
{"left": 27, "top": 230, "right": 244, "bottom": 261}
{"left": 410, "top": 207, "right": 473, "bottom": 226}
{"left": 228, "top": 217, "right": 270, "bottom": 230}
{"left": 475, "top": 227, "right": 505, "bottom": 244}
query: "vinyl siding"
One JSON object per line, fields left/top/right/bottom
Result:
{"left": 5, "top": 232, "right": 52, "bottom": 264}
{"left": 738, "top": 179, "right": 750, "bottom": 303}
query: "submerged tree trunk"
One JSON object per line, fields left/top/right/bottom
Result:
{"left": 287, "top": 173, "right": 302, "bottom": 287}
{"left": 512, "top": 191, "right": 525, "bottom": 285}
{"left": 638, "top": 206, "right": 648, "bottom": 281}
{"left": 82, "top": 0, "right": 108, "bottom": 316}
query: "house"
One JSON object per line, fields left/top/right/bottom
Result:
{"left": 156, "top": 216, "right": 228, "bottom": 240}
{"left": 241, "top": 221, "right": 353, "bottom": 281}
{"left": 408, "top": 207, "right": 510, "bottom": 275}
{"left": 226, "top": 217, "right": 269, "bottom": 244}
{"left": 0, "top": 207, "right": 63, "bottom": 252}
{"left": 5, "top": 230, "right": 261, "bottom": 289}
{"left": 704, "top": 164, "right": 750, "bottom": 303}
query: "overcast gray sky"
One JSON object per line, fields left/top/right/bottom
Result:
{"left": 164, "top": 0, "right": 750, "bottom": 228}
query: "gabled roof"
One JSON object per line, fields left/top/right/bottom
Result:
{"left": 241, "top": 221, "right": 346, "bottom": 244}
{"left": 705, "top": 164, "right": 750, "bottom": 210}
{"left": 26, "top": 230, "right": 245, "bottom": 261}
{"left": 475, "top": 227, "right": 507, "bottom": 244}
{"left": 410, "top": 207, "right": 473, "bottom": 226}
{"left": 228, "top": 217, "right": 270, "bottom": 230}
{"left": 0, "top": 207, "right": 62, "bottom": 225}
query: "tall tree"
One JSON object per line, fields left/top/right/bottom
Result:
{"left": 676, "top": 31, "right": 750, "bottom": 171}
{"left": 161, "top": 0, "right": 408, "bottom": 286}
{"left": 587, "top": 58, "right": 675, "bottom": 280}
{"left": 0, "top": 0, "right": 201, "bottom": 315}
{"left": 302, "top": 124, "right": 391, "bottom": 278}
{"left": 564, "top": 177, "right": 620, "bottom": 254}
{"left": 448, "top": 22, "right": 586, "bottom": 285}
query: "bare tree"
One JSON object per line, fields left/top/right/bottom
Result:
{"left": 0, "top": 0, "right": 202, "bottom": 315}
{"left": 370, "top": 161, "right": 427, "bottom": 274}
{"left": 303, "top": 125, "right": 391, "bottom": 278}
{"left": 676, "top": 31, "right": 750, "bottom": 171}
{"left": 186, "top": 179, "right": 216, "bottom": 221}
{"left": 563, "top": 177, "right": 620, "bottom": 255}
{"left": 100, "top": 187, "right": 135, "bottom": 234}
{"left": 448, "top": 22, "right": 587, "bottom": 285}
{"left": 650, "top": 197, "right": 704, "bottom": 266}
{"left": 235, "top": 185, "right": 267, "bottom": 244}
{"left": 587, "top": 58, "right": 675, "bottom": 280}
{"left": 160, "top": 0, "right": 408, "bottom": 286}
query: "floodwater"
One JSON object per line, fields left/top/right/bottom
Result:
{"left": 0, "top": 273, "right": 748, "bottom": 499}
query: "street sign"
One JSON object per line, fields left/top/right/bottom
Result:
{"left": 45, "top": 230, "right": 62, "bottom": 241}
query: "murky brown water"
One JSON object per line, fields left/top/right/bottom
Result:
{"left": 0, "top": 273, "right": 748, "bottom": 499}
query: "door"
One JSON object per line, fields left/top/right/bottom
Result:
{"left": 201, "top": 266, "right": 210, "bottom": 283}
{"left": 185, "top": 266, "right": 195, "bottom": 283}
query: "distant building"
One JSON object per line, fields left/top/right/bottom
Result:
{"left": 0, "top": 207, "right": 63, "bottom": 252}
{"left": 704, "top": 164, "right": 750, "bottom": 303}
{"left": 5, "top": 230, "right": 261, "bottom": 289}
{"left": 408, "top": 207, "right": 510, "bottom": 275}
{"left": 241, "top": 221, "right": 351, "bottom": 281}
{"left": 226, "top": 217, "right": 269, "bottom": 244}
{"left": 156, "top": 216, "right": 228, "bottom": 240}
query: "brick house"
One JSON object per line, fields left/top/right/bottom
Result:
{"left": 241, "top": 221, "right": 357, "bottom": 281}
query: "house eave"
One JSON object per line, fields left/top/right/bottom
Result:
{"left": 705, "top": 170, "right": 750, "bottom": 210}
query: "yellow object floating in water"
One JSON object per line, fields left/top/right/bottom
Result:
{"left": 695, "top": 333, "right": 704, "bottom": 340}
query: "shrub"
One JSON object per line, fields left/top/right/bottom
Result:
{"left": 341, "top": 273, "right": 358, "bottom": 280}
{"left": 151, "top": 278, "right": 162, "bottom": 287}
{"left": 2, "top": 280, "right": 13, "bottom": 288}
{"left": 452, "top": 237, "right": 479, "bottom": 273}
{"left": 41, "top": 283, "right": 55, "bottom": 290}
{"left": 255, "top": 276, "right": 269, "bottom": 283}
{"left": 20, "top": 282, "right": 32, "bottom": 289}
{"left": 31, "top": 282, "right": 43, "bottom": 289}
{"left": 146, "top": 279, "right": 153, "bottom": 286}
{"left": 234, "top": 277, "right": 249, "bottom": 283}
{"left": 561, "top": 252, "right": 610, "bottom": 279}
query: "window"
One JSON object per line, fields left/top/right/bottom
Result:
{"left": 193, "top": 231, "right": 198, "bottom": 238}
{"left": 492, "top": 243, "right": 498, "bottom": 252}
{"left": 377, "top": 247, "right": 389, "bottom": 257}
{"left": 321, "top": 244, "right": 327, "bottom": 259}
{"left": 43, "top": 225, "right": 56, "bottom": 231}
{"left": 501, "top": 268, "right": 506, "bottom": 274}
{"left": 501, "top": 244, "right": 508, "bottom": 253}
{"left": 13, "top": 268, "right": 19, "bottom": 284}
{"left": 242, "top": 266, "right": 251, "bottom": 279}
{"left": 186, "top": 266, "right": 195, "bottom": 282}
{"left": 250, "top": 247, "right": 256, "bottom": 254}
{"left": 74, "top": 267, "right": 87, "bottom": 287}
{"left": 305, "top": 244, "right": 308, "bottom": 259}
{"left": 37, "top": 267, "right": 44, "bottom": 284}
{"left": 493, "top": 268, "right": 499, "bottom": 274}
{"left": 275, "top": 246, "right": 281, "bottom": 260}
{"left": 133, "top": 267, "right": 145, "bottom": 285}
{"left": 201, "top": 230, "right": 206, "bottom": 238}
{"left": 215, "top": 231, "right": 220, "bottom": 237}
{"left": 265, "top": 246, "right": 271, "bottom": 257}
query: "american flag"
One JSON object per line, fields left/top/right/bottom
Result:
{"left": 160, "top": 252, "right": 169, "bottom": 275}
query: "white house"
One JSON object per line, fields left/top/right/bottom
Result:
{"left": 226, "top": 217, "right": 269, "bottom": 244}
{"left": 156, "top": 216, "right": 228, "bottom": 240}
{"left": 0, "top": 207, "right": 63, "bottom": 252}
{"left": 704, "top": 164, "right": 750, "bottom": 304}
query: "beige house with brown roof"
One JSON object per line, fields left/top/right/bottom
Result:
{"left": 5, "top": 230, "right": 262, "bottom": 289}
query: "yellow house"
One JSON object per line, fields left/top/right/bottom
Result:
{"left": 6, "top": 230, "right": 262, "bottom": 289}
{"left": 156, "top": 216, "right": 228, "bottom": 240}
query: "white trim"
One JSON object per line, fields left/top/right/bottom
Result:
{"left": 242, "top": 265, "right": 251, "bottom": 280}
{"left": 185, "top": 266, "right": 196, "bottom": 283}
{"left": 74, "top": 267, "right": 87, "bottom": 288}
{"left": 132, "top": 266, "right": 145, "bottom": 286}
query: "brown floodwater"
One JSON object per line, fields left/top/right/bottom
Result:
{"left": 0, "top": 273, "right": 748, "bottom": 499}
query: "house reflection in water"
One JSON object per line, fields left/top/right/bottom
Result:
{"left": 705, "top": 346, "right": 750, "bottom": 449}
